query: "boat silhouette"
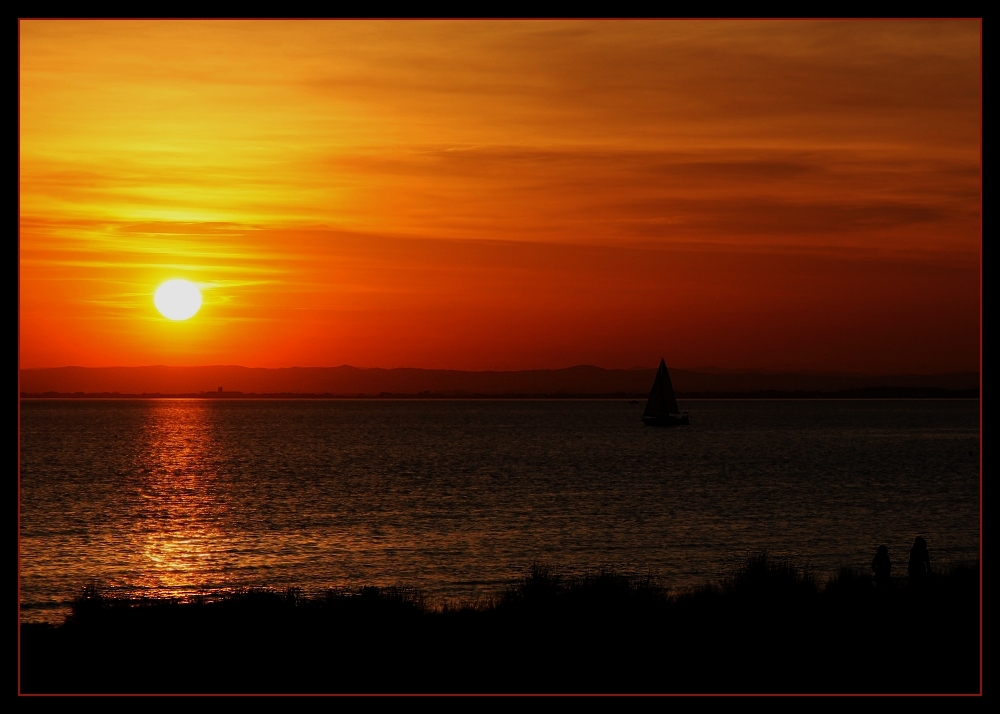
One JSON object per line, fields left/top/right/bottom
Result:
{"left": 642, "top": 358, "right": 690, "bottom": 426}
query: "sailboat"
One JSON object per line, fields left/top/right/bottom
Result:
{"left": 642, "top": 358, "right": 690, "bottom": 426}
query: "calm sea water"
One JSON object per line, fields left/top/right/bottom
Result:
{"left": 20, "top": 399, "right": 980, "bottom": 623}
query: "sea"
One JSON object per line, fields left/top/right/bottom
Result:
{"left": 19, "top": 398, "right": 980, "bottom": 624}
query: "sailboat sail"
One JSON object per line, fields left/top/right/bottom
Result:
{"left": 643, "top": 358, "right": 680, "bottom": 417}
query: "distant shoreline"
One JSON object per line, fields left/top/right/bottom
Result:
{"left": 19, "top": 365, "right": 980, "bottom": 399}
{"left": 20, "top": 388, "right": 979, "bottom": 400}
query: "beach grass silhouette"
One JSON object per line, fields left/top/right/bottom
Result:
{"left": 20, "top": 554, "right": 979, "bottom": 694}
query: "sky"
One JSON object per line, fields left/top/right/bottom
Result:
{"left": 19, "top": 20, "right": 981, "bottom": 373}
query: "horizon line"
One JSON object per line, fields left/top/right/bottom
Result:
{"left": 18, "top": 364, "right": 981, "bottom": 377}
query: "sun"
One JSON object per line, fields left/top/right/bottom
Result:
{"left": 154, "top": 279, "right": 202, "bottom": 320}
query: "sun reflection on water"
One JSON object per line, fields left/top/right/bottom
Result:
{"left": 129, "top": 400, "right": 234, "bottom": 598}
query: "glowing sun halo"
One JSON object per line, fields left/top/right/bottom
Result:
{"left": 154, "top": 279, "right": 202, "bottom": 320}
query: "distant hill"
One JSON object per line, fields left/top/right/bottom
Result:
{"left": 18, "top": 365, "right": 980, "bottom": 397}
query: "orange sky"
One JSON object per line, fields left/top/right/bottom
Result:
{"left": 19, "top": 20, "right": 981, "bottom": 373}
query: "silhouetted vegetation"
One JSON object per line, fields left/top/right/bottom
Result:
{"left": 20, "top": 554, "right": 979, "bottom": 694}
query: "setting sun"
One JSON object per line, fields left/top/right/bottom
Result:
{"left": 154, "top": 279, "right": 202, "bottom": 321}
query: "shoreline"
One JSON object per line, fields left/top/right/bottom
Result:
{"left": 20, "top": 388, "right": 980, "bottom": 400}
{"left": 20, "top": 557, "right": 981, "bottom": 694}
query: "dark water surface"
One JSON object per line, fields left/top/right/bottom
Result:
{"left": 20, "top": 399, "right": 979, "bottom": 622}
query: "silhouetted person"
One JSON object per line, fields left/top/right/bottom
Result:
{"left": 908, "top": 536, "right": 931, "bottom": 587}
{"left": 871, "top": 545, "right": 892, "bottom": 589}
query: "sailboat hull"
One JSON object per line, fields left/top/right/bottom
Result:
{"left": 642, "top": 414, "right": 690, "bottom": 427}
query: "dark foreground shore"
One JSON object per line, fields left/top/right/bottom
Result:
{"left": 20, "top": 555, "right": 980, "bottom": 694}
